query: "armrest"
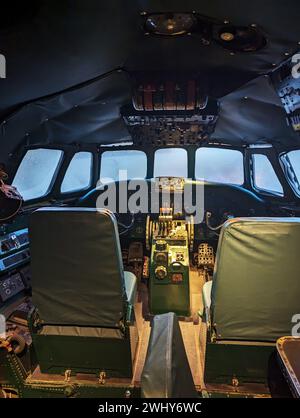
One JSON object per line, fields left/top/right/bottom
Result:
{"left": 27, "top": 306, "right": 42, "bottom": 335}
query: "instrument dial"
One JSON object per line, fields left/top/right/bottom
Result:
{"left": 155, "top": 265, "right": 168, "bottom": 280}
{"left": 155, "top": 251, "right": 168, "bottom": 264}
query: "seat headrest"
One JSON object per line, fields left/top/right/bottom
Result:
{"left": 30, "top": 207, "right": 126, "bottom": 328}
{"left": 212, "top": 217, "right": 300, "bottom": 342}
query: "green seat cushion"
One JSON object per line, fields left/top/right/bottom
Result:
{"left": 40, "top": 325, "right": 123, "bottom": 338}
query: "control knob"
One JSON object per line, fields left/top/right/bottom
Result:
{"left": 155, "top": 265, "right": 167, "bottom": 280}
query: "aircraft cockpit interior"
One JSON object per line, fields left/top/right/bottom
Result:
{"left": 0, "top": 1, "right": 300, "bottom": 401}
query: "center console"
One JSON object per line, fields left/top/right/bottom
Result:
{"left": 149, "top": 206, "right": 191, "bottom": 316}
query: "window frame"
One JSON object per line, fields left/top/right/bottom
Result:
{"left": 250, "top": 150, "right": 286, "bottom": 198}
{"left": 12, "top": 147, "right": 64, "bottom": 202}
{"left": 12, "top": 142, "right": 298, "bottom": 205}
{"left": 194, "top": 146, "right": 245, "bottom": 186}
{"left": 153, "top": 147, "right": 188, "bottom": 179}
{"left": 279, "top": 150, "right": 300, "bottom": 198}
{"left": 60, "top": 151, "right": 93, "bottom": 194}
{"left": 99, "top": 149, "right": 148, "bottom": 184}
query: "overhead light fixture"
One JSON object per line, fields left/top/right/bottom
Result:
{"left": 217, "top": 25, "right": 266, "bottom": 52}
{"left": 144, "top": 13, "right": 197, "bottom": 36}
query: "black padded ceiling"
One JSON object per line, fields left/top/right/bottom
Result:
{"left": 215, "top": 75, "right": 297, "bottom": 146}
{"left": 1, "top": 0, "right": 300, "bottom": 166}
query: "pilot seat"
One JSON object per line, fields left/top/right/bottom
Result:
{"left": 28, "top": 207, "right": 138, "bottom": 378}
{"left": 202, "top": 217, "right": 300, "bottom": 388}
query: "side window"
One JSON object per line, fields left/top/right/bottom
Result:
{"left": 13, "top": 148, "right": 63, "bottom": 201}
{"left": 252, "top": 154, "right": 283, "bottom": 195}
{"left": 154, "top": 148, "right": 188, "bottom": 178}
{"left": 195, "top": 147, "right": 244, "bottom": 185}
{"left": 100, "top": 150, "right": 147, "bottom": 183}
{"left": 61, "top": 152, "right": 93, "bottom": 193}
{"left": 281, "top": 150, "right": 300, "bottom": 196}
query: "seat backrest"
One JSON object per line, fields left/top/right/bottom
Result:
{"left": 30, "top": 207, "right": 126, "bottom": 328}
{"left": 211, "top": 217, "right": 300, "bottom": 342}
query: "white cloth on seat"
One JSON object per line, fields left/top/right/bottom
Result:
{"left": 124, "top": 271, "right": 137, "bottom": 305}
{"left": 202, "top": 281, "right": 212, "bottom": 310}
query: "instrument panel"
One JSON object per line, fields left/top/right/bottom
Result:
{"left": 0, "top": 228, "right": 30, "bottom": 274}
{"left": 155, "top": 177, "right": 185, "bottom": 192}
{"left": 0, "top": 228, "right": 30, "bottom": 306}
{"left": 0, "top": 273, "right": 26, "bottom": 302}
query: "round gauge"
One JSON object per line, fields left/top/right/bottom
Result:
{"left": 155, "top": 265, "right": 168, "bottom": 280}
{"left": 155, "top": 251, "right": 168, "bottom": 264}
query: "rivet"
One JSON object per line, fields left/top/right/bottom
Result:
{"left": 224, "top": 20, "right": 230, "bottom": 24}
{"left": 187, "top": 32, "right": 192, "bottom": 36}
{"left": 230, "top": 51, "right": 235, "bottom": 56}
{"left": 144, "top": 32, "right": 150, "bottom": 36}
{"left": 2, "top": 120, "right": 6, "bottom": 124}
{"left": 250, "top": 23, "right": 257, "bottom": 28}
{"left": 192, "top": 10, "right": 196, "bottom": 14}
{"left": 272, "top": 63, "right": 277, "bottom": 67}
{"left": 244, "top": 96, "right": 248, "bottom": 99}
{"left": 140, "top": 11, "right": 147, "bottom": 16}
{"left": 284, "top": 52, "right": 290, "bottom": 56}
